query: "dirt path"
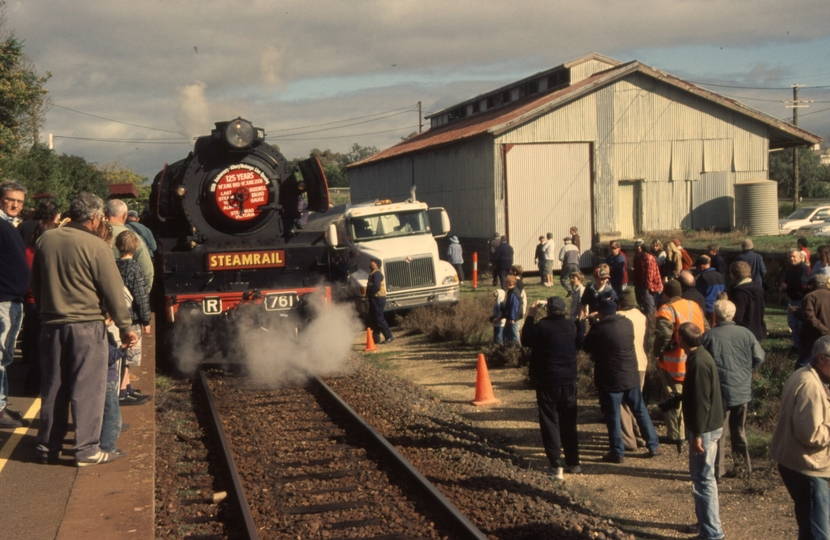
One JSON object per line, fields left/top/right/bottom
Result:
{"left": 367, "top": 332, "right": 798, "bottom": 540}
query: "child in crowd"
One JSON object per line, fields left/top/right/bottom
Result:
{"left": 103, "top": 318, "right": 128, "bottom": 456}
{"left": 115, "top": 231, "right": 152, "bottom": 406}
{"left": 490, "top": 289, "right": 506, "bottom": 344}
{"left": 569, "top": 271, "right": 586, "bottom": 348}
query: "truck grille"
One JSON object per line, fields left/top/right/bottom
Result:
{"left": 385, "top": 256, "right": 435, "bottom": 291}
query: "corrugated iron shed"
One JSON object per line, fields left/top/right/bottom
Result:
{"left": 349, "top": 60, "right": 820, "bottom": 170}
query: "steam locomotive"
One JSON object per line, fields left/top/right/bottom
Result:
{"left": 147, "top": 118, "right": 333, "bottom": 363}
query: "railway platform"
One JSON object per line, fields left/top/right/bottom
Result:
{"left": 0, "top": 322, "right": 156, "bottom": 540}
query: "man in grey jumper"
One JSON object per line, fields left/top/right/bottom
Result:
{"left": 701, "top": 299, "right": 764, "bottom": 480}
{"left": 33, "top": 193, "right": 137, "bottom": 466}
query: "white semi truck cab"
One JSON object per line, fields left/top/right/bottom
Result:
{"left": 316, "top": 195, "right": 461, "bottom": 312}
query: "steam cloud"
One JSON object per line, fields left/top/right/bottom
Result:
{"left": 171, "top": 294, "right": 363, "bottom": 386}
{"left": 175, "top": 81, "right": 213, "bottom": 139}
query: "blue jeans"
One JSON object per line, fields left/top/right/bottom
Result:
{"left": 504, "top": 321, "right": 520, "bottom": 345}
{"left": 598, "top": 386, "right": 660, "bottom": 457}
{"left": 688, "top": 428, "right": 724, "bottom": 540}
{"left": 778, "top": 463, "right": 830, "bottom": 540}
{"left": 100, "top": 380, "right": 122, "bottom": 453}
{"left": 0, "top": 301, "right": 24, "bottom": 410}
{"left": 788, "top": 298, "right": 803, "bottom": 349}
{"left": 492, "top": 326, "right": 504, "bottom": 344}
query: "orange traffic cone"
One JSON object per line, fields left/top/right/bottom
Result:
{"left": 471, "top": 353, "right": 501, "bottom": 406}
{"left": 364, "top": 328, "right": 378, "bottom": 352}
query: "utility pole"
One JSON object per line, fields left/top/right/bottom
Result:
{"left": 418, "top": 101, "right": 423, "bottom": 133}
{"left": 785, "top": 84, "right": 813, "bottom": 209}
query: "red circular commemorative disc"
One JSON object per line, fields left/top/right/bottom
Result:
{"left": 212, "top": 166, "right": 269, "bottom": 221}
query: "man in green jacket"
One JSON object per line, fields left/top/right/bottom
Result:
{"left": 679, "top": 322, "right": 724, "bottom": 540}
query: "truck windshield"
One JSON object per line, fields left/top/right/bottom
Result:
{"left": 350, "top": 210, "right": 428, "bottom": 241}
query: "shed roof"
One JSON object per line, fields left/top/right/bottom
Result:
{"left": 107, "top": 183, "right": 139, "bottom": 199}
{"left": 350, "top": 58, "right": 821, "bottom": 169}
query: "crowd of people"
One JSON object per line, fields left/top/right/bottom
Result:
{"left": 493, "top": 231, "right": 830, "bottom": 540}
{"left": 0, "top": 181, "right": 154, "bottom": 467}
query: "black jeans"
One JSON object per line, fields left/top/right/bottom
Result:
{"left": 368, "top": 296, "right": 392, "bottom": 343}
{"left": 536, "top": 384, "right": 580, "bottom": 468}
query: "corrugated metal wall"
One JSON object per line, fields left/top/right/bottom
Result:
{"left": 503, "top": 143, "right": 593, "bottom": 271}
{"left": 349, "top": 139, "right": 498, "bottom": 239}
{"left": 351, "top": 68, "right": 775, "bottom": 252}
{"left": 591, "top": 74, "right": 770, "bottom": 234}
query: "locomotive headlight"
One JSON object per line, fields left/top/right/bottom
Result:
{"left": 225, "top": 118, "right": 255, "bottom": 149}
{"left": 175, "top": 186, "right": 186, "bottom": 197}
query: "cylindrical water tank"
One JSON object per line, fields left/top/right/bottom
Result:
{"left": 734, "top": 179, "right": 779, "bottom": 236}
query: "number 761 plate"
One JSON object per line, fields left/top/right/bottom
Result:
{"left": 264, "top": 292, "right": 299, "bottom": 311}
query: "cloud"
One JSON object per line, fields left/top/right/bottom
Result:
{"left": 4, "top": 0, "right": 829, "bottom": 179}
{"left": 260, "top": 45, "right": 289, "bottom": 88}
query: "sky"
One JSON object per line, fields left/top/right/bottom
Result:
{"left": 6, "top": 0, "right": 830, "bottom": 181}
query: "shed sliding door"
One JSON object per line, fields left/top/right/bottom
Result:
{"left": 504, "top": 143, "right": 593, "bottom": 271}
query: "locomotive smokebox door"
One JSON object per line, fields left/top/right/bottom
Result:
{"left": 296, "top": 157, "right": 330, "bottom": 213}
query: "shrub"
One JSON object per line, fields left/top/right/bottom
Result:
{"left": 401, "top": 295, "right": 492, "bottom": 345}
{"left": 481, "top": 342, "right": 531, "bottom": 368}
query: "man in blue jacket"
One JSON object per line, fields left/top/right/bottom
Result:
{"left": 522, "top": 296, "right": 581, "bottom": 480}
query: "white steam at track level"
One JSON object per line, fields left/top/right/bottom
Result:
{"left": 171, "top": 295, "right": 363, "bottom": 385}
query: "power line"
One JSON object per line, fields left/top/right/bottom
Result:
{"left": 54, "top": 104, "right": 188, "bottom": 136}
{"left": 269, "top": 104, "right": 418, "bottom": 133}
{"left": 52, "top": 135, "right": 190, "bottom": 145}
{"left": 268, "top": 109, "right": 414, "bottom": 137}
{"left": 269, "top": 125, "right": 417, "bottom": 142}
{"left": 691, "top": 80, "right": 830, "bottom": 90}
{"left": 798, "top": 106, "right": 830, "bottom": 118}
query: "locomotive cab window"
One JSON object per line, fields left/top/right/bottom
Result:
{"left": 349, "top": 210, "right": 428, "bottom": 242}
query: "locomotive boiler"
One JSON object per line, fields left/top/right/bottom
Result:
{"left": 148, "top": 118, "right": 332, "bottom": 363}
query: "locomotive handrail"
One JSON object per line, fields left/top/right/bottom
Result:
{"left": 153, "top": 164, "right": 168, "bottom": 223}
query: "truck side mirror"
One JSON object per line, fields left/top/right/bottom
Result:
{"left": 326, "top": 223, "right": 339, "bottom": 247}
{"left": 428, "top": 207, "right": 450, "bottom": 238}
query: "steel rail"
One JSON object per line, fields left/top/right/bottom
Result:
{"left": 197, "top": 370, "right": 260, "bottom": 540}
{"left": 312, "top": 375, "right": 488, "bottom": 540}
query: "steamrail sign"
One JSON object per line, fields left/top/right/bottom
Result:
{"left": 207, "top": 250, "right": 285, "bottom": 271}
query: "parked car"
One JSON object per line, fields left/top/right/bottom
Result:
{"left": 797, "top": 218, "right": 830, "bottom": 235}
{"left": 779, "top": 205, "right": 830, "bottom": 234}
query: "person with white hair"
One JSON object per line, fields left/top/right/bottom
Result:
{"left": 105, "top": 199, "right": 154, "bottom": 291}
{"left": 701, "top": 299, "right": 765, "bottom": 481}
{"left": 771, "top": 335, "right": 830, "bottom": 539}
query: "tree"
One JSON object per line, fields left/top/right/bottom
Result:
{"left": 342, "top": 143, "right": 378, "bottom": 166}
{"left": 0, "top": 3, "right": 50, "bottom": 156}
{"left": 770, "top": 147, "right": 830, "bottom": 199}
{"left": 291, "top": 144, "right": 379, "bottom": 188}
{"left": 0, "top": 144, "right": 108, "bottom": 210}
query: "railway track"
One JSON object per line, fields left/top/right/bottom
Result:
{"left": 198, "top": 369, "right": 487, "bottom": 539}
